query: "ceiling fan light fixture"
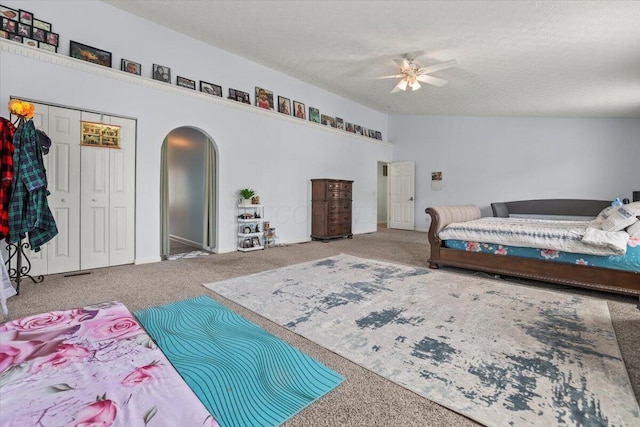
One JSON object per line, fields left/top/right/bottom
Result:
{"left": 397, "top": 79, "right": 408, "bottom": 91}
{"left": 409, "top": 80, "right": 421, "bottom": 91}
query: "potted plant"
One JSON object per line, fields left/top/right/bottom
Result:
{"left": 238, "top": 188, "right": 255, "bottom": 206}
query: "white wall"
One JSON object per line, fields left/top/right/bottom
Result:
{"left": 390, "top": 115, "right": 640, "bottom": 231}
{"left": 168, "top": 127, "right": 207, "bottom": 246}
{"left": 0, "top": 1, "right": 392, "bottom": 262}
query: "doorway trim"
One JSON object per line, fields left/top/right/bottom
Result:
{"left": 160, "top": 127, "right": 219, "bottom": 258}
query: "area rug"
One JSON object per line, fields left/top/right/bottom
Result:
{"left": 165, "top": 250, "right": 210, "bottom": 261}
{"left": 203, "top": 254, "right": 640, "bottom": 427}
{"left": 135, "top": 296, "right": 343, "bottom": 427}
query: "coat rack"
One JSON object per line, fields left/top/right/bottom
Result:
{"left": 4, "top": 239, "right": 44, "bottom": 294}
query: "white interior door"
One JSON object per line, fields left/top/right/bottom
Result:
{"left": 388, "top": 161, "right": 415, "bottom": 230}
{"left": 108, "top": 116, "right": 135, "bottom": 266}
{"left": 80, "top": 112, "right": 110, "bottom": 270}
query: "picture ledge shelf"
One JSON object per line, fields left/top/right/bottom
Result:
{"left": 1, "top": 40, "right": 392, "bottom": 147}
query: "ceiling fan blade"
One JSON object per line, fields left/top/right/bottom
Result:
{"left": 391, "top": 79, "right": 408, "bottom": 93}
{"left": 392, "top": 57, "right": 410, "bottom": 70}
{"left": 415, "top": 75, "right": 448, "bottom": 87}
{"left": 417, "top": 59, "right": 459, "bottom": 75}
{"left": 375, "top": 74, "right": 403, "bottom": 79}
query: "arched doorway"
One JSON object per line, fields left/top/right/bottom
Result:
{"left": 160, "top": 127, "right": 217, "bottom": 258}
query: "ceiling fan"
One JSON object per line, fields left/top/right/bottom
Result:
{"left": 377, "top": 57, "right": 459, "bottom": 93}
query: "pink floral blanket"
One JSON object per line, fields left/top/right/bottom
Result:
{"left": 0, "top": 301, "right": 218, "bottom": 427}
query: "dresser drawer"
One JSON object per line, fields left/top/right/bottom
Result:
{"left": 327, "top": 201, "right": 351, "bottom": 213}
{"left": 328, "top": 213, "right": 351, "bottom": 224}
{"left": 327, "top": 190, "right": 351, "bottom": 200}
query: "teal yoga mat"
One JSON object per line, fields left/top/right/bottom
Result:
{"left": 135, "top": 295, "right": 343, "bottom": 427}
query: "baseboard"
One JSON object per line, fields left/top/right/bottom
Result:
{"left": 135, "top": 256, "right": 162, "bottom": 265}
{"left": 169, "top": 234, "right": 203, "bottom": 248}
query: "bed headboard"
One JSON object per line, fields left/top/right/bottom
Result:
{"left": 491, "top": 199, "right": 611, "bottom": 218}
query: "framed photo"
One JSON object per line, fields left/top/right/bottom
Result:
{"left": 309, "top": 107, "right": 320, "bottom": 123}
{"left": 177, "top": 76, "right": 196, "bottom": 90}
{"left": 251, "top": 236, "right": 261, "bottom": 247}
{"left": 354, "top": 125, "right": 362, "bottom": 135}
{"left": 38, "top": 41, "right": 56, "bottom": 53}
{"left": 200, "top": 81, "right": 222, "bottom": 97}
{"left": 121, "top": 59, "right": 141, "bottom": 75}
{"left": 236, "top": 90, "right": 250, "bottom": 104}
{"left": 31, "top": 27, "right": 45, "bottom": 42}
{"left": 0, "top": 5, "right": 18, "bottom": 21}
{"left": 0, "top": 30, "right": 7, "bottom": 39}
{"left": 17, "top": 22, "right": 29, "bottom": 37}
{"left": 2, "top": 17, "right": 16, "bottom": 33}
{"left": 46, "top": 32, "right": 58, "bottom": 46}
{"left": 81, "top": 121, "right": 121, "bottom": 149}
{"left": 321, "top": 114, "right": 335, "bottom": 128}
{"left": 293, "top": 101, "right": 305, "bottom": 119}
{"left": 70, "top": 41, "right": 111, "bottom": 67}
{"left": 18, "top": 9, "right": 32, "bottom": 25}
{"left": 255, "top": 86, "right": 273, "bottom": 110}
{"left": 7, "top": 34, "right": 21, "bottom": 42}
{"left": 153, "top": 64, "right": 171, "bottom": 83}
{"left": 345, "top": 122, "right": 354, "bottom": 133}
{"left": 277, "top": 96, "right": 291, "bottom": 115}
{"left": 32, "top": 18, "right": 51, "bottom": 32}
{"left": 376, "top": 131, "right": 382, "bottom": 140}
{"left": 22, "top": 37, "right": 36, "bottom": 47}
{"left": 336, "top": 117, "right": 344, "bottom": 130}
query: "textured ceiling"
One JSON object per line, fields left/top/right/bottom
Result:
{"left": 102, "top": 1, "right": 640, "bottom": 118}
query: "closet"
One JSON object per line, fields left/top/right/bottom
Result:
{"left": 26, "top": 103, "right": 135, "bottom": 275}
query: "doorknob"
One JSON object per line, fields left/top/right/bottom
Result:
{"left": 409, "top": 196, "right": 414, "bottom": 201}
{"left": 61, "top": 198, "right": 66, "bottom": 202}
{"left": 92, "top": 198, "right": 97, "bottom": 202}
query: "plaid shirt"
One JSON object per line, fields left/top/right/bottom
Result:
{"left": 0, "top": 118, "right": 16, "bottom": 241}
{"left": 8, "top": 119, "right": 58, "bottom": 251}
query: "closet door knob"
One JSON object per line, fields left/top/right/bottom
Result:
{"left": 61, "top": 198, "right": 66, "bottom": 202}
{"left": 92, "top": 198, "right": 97, "bottom": 202}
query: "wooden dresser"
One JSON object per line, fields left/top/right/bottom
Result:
{"left": 311, "top": 179, "right": 353, "bottom": 241}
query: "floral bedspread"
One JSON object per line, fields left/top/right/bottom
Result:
{"left": 0, "top": 301, "right": 218, "bottom": 427}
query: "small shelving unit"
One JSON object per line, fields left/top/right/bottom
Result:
{"left": 237, "top": 204, "right": 265, "bottom": 252}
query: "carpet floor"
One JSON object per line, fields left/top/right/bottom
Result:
{"left": 4, "top": 228, "right": 639, "bottom": 426}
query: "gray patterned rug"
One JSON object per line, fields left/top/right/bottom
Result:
{"left": 165, "top": 250, "right": 210, "bottom": 261}
{"left": 203, "top": 254, "right": 639, "bottom": 426}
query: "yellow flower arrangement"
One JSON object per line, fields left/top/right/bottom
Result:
{"left": 8, "top": 99, "right": 35, "bottom": 119}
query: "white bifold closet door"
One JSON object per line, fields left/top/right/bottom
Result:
{"left": 80, "top": 112, "right": 135, "bottom": 270}
{"left": 25, "top": 104, "right": 135, "bottom": 276}
{"left": 29, "top": 103, "right": 82, "bottom": 275}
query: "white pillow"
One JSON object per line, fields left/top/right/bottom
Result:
{"left": 596, "top": 205, "right": 614, "bottom": 220}
{"left": 601, "top": 202, "right": 640, "bottom": 232}
{"left": 626, "top": 220, "right": 640, "bottom": 238}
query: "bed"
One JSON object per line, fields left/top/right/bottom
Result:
{"left": 0, "top": 301, "right": 219, "bottom": 426}
{"left": 426, "top": 199, "right": 640, "bottom": 296}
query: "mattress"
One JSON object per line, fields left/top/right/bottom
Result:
{"left": 443, "top": 238, "right": 640, "bottom": 272}
{"left": 0, "top": 301, "right": 218, "bottom": 426}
